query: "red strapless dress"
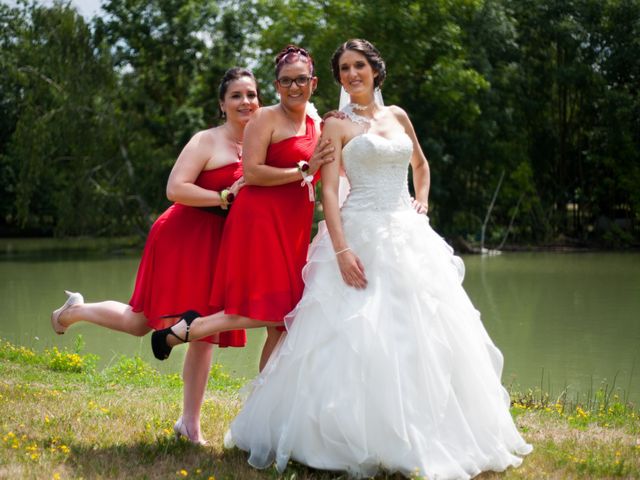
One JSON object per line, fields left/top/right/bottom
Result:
{"left": 129, "top": 162, "right": 246, "bottom": 346}
{"left": 210, "top": 115, "right": 319, "bottom": 322}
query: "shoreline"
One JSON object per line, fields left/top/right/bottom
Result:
{"left": 1, "top": 236, "right": 639, "bottom": 259}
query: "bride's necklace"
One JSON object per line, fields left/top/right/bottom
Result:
{"left": 350, "top": 101, "right": 374, "bottom": 111}
{"left": 343, "top": 103, "right": 374, "bottom": 126}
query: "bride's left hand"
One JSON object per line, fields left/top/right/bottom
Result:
{"left": 411, "top": 197, "right": 428, "bottom": 214}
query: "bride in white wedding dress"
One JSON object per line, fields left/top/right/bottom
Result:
{"left": 225, "top": 39, "right": 532, "bottom": 479}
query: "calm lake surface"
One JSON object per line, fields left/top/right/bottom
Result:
{"left": 2, "top": 249, "right": 639, "bottom": 404}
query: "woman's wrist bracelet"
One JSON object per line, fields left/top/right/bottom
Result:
{"left": 335, "top": 247, "right": 351, "bottom": 256}
{"left": 296, "top": 160, "right": 310, "bottom": 177}
{"left": 220, "top": 189, "right": 234, "bottom": 209}
{"left": 297, "top": 161, "right": 315, "bottom": 201}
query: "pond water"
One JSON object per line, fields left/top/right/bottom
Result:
{"left": 1, "top": 248, "right": 638, "bottom": 404}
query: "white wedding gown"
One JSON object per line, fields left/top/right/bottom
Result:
{"left": 225, "top": 132, "right": 532, "bottom": 479}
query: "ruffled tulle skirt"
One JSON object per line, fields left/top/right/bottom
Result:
{"left": 226, "top": 207, "right": 532, "bottom": 479}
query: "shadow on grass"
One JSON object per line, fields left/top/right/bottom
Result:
{"left": 63, "top": 437, "right": 220, "bottom": 478}
{"left": 62, "top": 436, "right": 417, "bottom": 479}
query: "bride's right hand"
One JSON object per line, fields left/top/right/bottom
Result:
{"left": 308, "top": 139, "right": 335, "bottom": 175}
{"left": 337, "top": 250, "right": 367, "bottom": 289}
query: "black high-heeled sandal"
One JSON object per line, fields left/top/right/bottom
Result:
{"left": 151, "top": 310, "right": 201, "bottom": 360}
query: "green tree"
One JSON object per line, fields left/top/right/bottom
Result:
{"left": 1, "top": 2, "right": 120, "bottom": 235}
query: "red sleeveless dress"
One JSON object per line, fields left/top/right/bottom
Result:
{"left": 129, "top": 162, "right": 247, "bottom": 346}
{"left": 210, "top": 115, "right": 319, "bottom": 322}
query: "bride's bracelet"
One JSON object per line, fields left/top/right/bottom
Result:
{"left": 335, "top": 247, "right": 351, "bottom": 256}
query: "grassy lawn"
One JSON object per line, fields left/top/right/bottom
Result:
{"left": 1, "top": 338, "right": 638, "bottom": 479}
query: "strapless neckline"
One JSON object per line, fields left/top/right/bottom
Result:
{"left": 343, "top": 132, "right": 411, "bottom": 154}
{"left": 201, "top": 161, "right": 241, "bottom": 174}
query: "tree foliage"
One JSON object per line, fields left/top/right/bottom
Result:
{"left": 1, "top": 0, "right": 638, "bottom": 247}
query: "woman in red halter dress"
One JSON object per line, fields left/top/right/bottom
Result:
{"left": 50, "top": 68, "right": 260, "bottom": 444}
{"left": 150, "top": 46, "right": 335, "bottom": 369}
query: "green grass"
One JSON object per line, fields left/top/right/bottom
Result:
{"left": 1, "top": 338, "right": 639, "bottom": 479}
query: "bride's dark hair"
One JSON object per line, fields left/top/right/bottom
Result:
{"left": 331, "top": 39, "right": 386, "bottom": 88}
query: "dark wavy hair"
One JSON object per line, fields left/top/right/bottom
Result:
{"left": 331, "top": 39, "right": 386, "bottom": 88}
{"left": 274, "top": 44, "right": 315, "bottom": 78}
{"left": 218, "top": 67, "right": 262, "bottom": 118}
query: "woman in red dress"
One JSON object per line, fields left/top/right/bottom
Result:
{"left": 50, "top": 67, "right": 261, "bottom": 444}
{"left": 151, "top": 46, "right": 335, "bottom": 366}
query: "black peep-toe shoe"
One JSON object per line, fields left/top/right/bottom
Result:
{"left": 151, "top": 310, "right": 201, "bottom": 360}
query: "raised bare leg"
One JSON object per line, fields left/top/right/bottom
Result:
{"left": 165, "top": 312, "right": 282, "bottom": 347}
{"left": 57, "top": 301, "right": 151, "bottom": 336}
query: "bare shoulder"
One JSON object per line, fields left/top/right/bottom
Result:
{"left": 387, "top": 105, "right": 410, "bottom": 123}
{"left": 251, "top": 106, "right": 277, "bottom": 123}
{"left": 386, "top": 105, "right": 416, "bottom": 134}
{"left": 322, "top": 116, "right": 353, "bottom": 146}
{"left": 187, "top": 128, "right": 216, "bottom": 150}
{"left": 243, "top": 106, "right": 277, "bottom": 134}
{"left": 322, "top": 115, "right": 350, "bottom": 136}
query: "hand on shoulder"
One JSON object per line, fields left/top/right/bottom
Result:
{"left": 322, "top": 115, "right": 348, "bottom": 134}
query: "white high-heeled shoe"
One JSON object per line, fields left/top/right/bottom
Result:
{"left": 173, "top": 417, "right": 208, "bottom": 446}
{"left": 50, "top": 290, "right": 84, "bottom": 335}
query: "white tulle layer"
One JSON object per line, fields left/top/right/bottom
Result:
{"left": 226, "top": 209, "right": 532, "bottom": 479}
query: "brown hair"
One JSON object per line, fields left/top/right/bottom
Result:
{"left": 331, "top": 39, "right": 386, "bottom": 88}
{"left": 218, "top": 67, "right": 262, "bottom": 118}
{"left": 274, "top": 44, "right": 315, "bottom": 78}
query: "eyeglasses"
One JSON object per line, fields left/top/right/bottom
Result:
{"left": 277, "top": 76, "right": 313, "bottom": 88}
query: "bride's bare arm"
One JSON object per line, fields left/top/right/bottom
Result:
{"left": 321, "top": 118, "right": 367, "bottom": 289}
{"left": 393, "top": 106, "right": 430, "bottom": 213}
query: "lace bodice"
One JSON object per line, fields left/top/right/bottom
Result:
{"left": 341, "top": 133, "right": 414, "bottom": 213}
